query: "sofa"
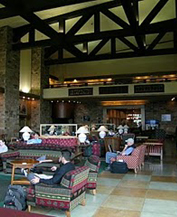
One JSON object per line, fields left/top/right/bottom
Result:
{"left": 7, "top": 137, "right": 78, "bottom": 152}
{"left": 0, "top": 149, "right": 62, "bottom": 174}
{"left": 26, "top": 166, "right": 90, "bottom": 217}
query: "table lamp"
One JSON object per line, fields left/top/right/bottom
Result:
{"left": 20, "top": 126, "right": 33, "bottom": 141}
{"left": 117, "top": 125, "right": 124, "bottom": 135}
{"left": 123, "top": 124, "right": 129, "bottom": 134}
{"left": 97, "top": 125, "right": 108, "bottom": 138}
{"left": 76, "top": 126, "right": 90, "bottom": 143}
{"left": 48, "top": 125, "right": 56, "bottom": 135}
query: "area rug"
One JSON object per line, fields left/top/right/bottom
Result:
{"left": 0, "top": 174, "right": 11, "bottom": 206}
{"left": 99, "top": 161, "right": 107, "bottom": 173}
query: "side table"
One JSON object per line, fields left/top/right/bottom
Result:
{"left": 10, "top": 159, "right": 39, "bottom": 185}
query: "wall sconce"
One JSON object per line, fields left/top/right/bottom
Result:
{"left": 76, "top": 126, "right": 90, "bottom": 143}
{"left": 20, "top": 126, "right": 33, "bottom": 141}
{"left": 97, "top": 125, "right": 108, "bottom": 138}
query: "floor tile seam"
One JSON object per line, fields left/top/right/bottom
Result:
{"left": 99, "top": 204, "right": 144, "bottom": 212}
{"left": 150, "top": 179, "right": 177, "bottom": 183}
{"left": 141, "top": 210, "right": 176, "bottom": 216}
{"left": 150, "top": 180, "right": 177, "bottom": 185}
{"left": 143, "top": 197, "right": 177, "bottom": 205}
{"left": 149, "top": 187, "right": 177, "bottom": 191}
{"left": 146, "top": 188, "right": 177, "bottom": 194}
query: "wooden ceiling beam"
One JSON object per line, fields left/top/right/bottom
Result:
{"left": 13, "top": 19, "right": 176, "bottom": 51}
{"left": 94, "top": 12, "right": 100, "bottom": 33}
{"left": 12, "top": 1, "right": 121, "bottom": 43}
{"left": 101, "top": 8, "right": 130, "bottom": 29}
{"left": 89, "top": 38, "right": 109, "bottom": 56}
{"left": 0, "top": 0, "right": 96, "bottom": 19}
{"left": 2, "top": 0, "right": 85, "bottom": 59}
{"left": 45, "top": 1, "right": 122, "bottom": 24}
{"left": 45, "top": 48, "right": 177, "bottom": 65}
{"left": 120, "top": 0, "right": 145, "bottom": 50}
{"left": 117, "top": 37, "right": 138, "bottom": 51}
{"left": 140, "top": 0, "right": 169, "bottom": 29}
{"left": 66, "top": 12, "right": 93, "bottom": 36}
{"left": 147, "top": 32, "right": 166, "bottom": 51}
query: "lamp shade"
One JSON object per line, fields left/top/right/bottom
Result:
{"left": 97, "top": 126, "right": 108, "bottom": 132}
{"left": 76, "top": 126, "right": 90, "bottom": 134}
{"left": 123, "top": 125, "right": 129, "bottom": 129}
{"left": 117, "top": 125, "right": 123, "bottom": 129}
{"left": 20, "top": 126, "right": 33, "bottom": 133}
{"left": 48, "top": 125, "right": 56, "bottom": 131}
{"left": 20, "top": 126, "right": 33, "bottom": 141}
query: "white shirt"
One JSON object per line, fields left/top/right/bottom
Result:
{"left": 0, "top": 143, "right": 8, "bottom": 153}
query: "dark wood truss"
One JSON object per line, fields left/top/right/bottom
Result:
{"left": 0, "top": 0, "right": 176, "bottom": 65}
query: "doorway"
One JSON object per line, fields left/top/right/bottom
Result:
{"left": 104, "top": 105, "right": 145, "bottom": 130}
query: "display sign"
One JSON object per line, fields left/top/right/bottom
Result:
{"left": 161, "top": 114, "right": 171, "bottom": 121}
{"left": 69, "top": 88, "right": 93, "bottom": 96}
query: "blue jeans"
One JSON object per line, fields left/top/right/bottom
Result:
{"left": 105, "top": 152, "right": 117, "bottom": 164}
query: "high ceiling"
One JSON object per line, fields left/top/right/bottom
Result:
{"left": 0, "top": 0, "right": 176, "bottom": 65}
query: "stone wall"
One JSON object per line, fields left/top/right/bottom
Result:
{"left": 145, "top": 101, "right": 177, "bottom": 134}
{"left": 31, "top": 48, "right": 52, "bottom": 132}
{"left": 0, "top": 26, "right": 20, "bottom": 140}
{"left": 74, "top": 100, "right": 103, "bottom": 125}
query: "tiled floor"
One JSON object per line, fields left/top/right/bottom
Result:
{"left": 30, "top": 138, "right": 177, "bottom": 217}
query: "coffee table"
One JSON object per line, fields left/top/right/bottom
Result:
{"left": 10, "top": 159, "right": 39, "bottom": 185}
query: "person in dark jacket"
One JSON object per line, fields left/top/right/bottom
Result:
{"left": 28, "top": 150, "right": 75, "bottom": 185}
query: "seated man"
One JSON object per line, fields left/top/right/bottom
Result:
{"left": 25, "top": 150, "right": 75, "bottom": 185}
{"left": 105, "top": 138, "right": 135, "bottom": 170}
{"left": 27, "top": 132, "right": 42, "bottom": 144}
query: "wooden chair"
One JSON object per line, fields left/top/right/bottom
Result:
{"left": 104, "top": 137, "right": 121, "bottom": 152}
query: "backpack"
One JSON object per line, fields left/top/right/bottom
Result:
{"left": 83, "top": 145, "right": 92, "bottom": 157}
{"left": 4, "top": 185, "right": 27, "bottom": 211}
{"left": 110, "top": 161, "right": 128, "bottom": 173}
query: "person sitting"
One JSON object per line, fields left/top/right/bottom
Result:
{"left": 27, "top": 132, "right": 42, "bottom": 144}
{"left": 24, "top": 150, "right": 75, "bottom": 185}
{"left": 105, "top": 138, "right": 135, "bottom": 170}
{"left": 0, "top": 140, "right": 8, "bottom": 153}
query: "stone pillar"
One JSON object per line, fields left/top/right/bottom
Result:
{"left": 31, "top": 48, "right": 52, "bottom": 133}
{"left": 0, "top": 26, "right": 20, "bottom": 140}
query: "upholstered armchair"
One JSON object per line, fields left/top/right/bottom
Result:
{"left": 139, "top": 144, "right": 147, "bottom": 168}
{"left": 116, "top": 145, "right": 142, "bottom": 173}
{"left": 84, "top": 155, "right": 100, "bottom": 195}
{"left": 26, "top": 166, "right": 90, "bottom": 217}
